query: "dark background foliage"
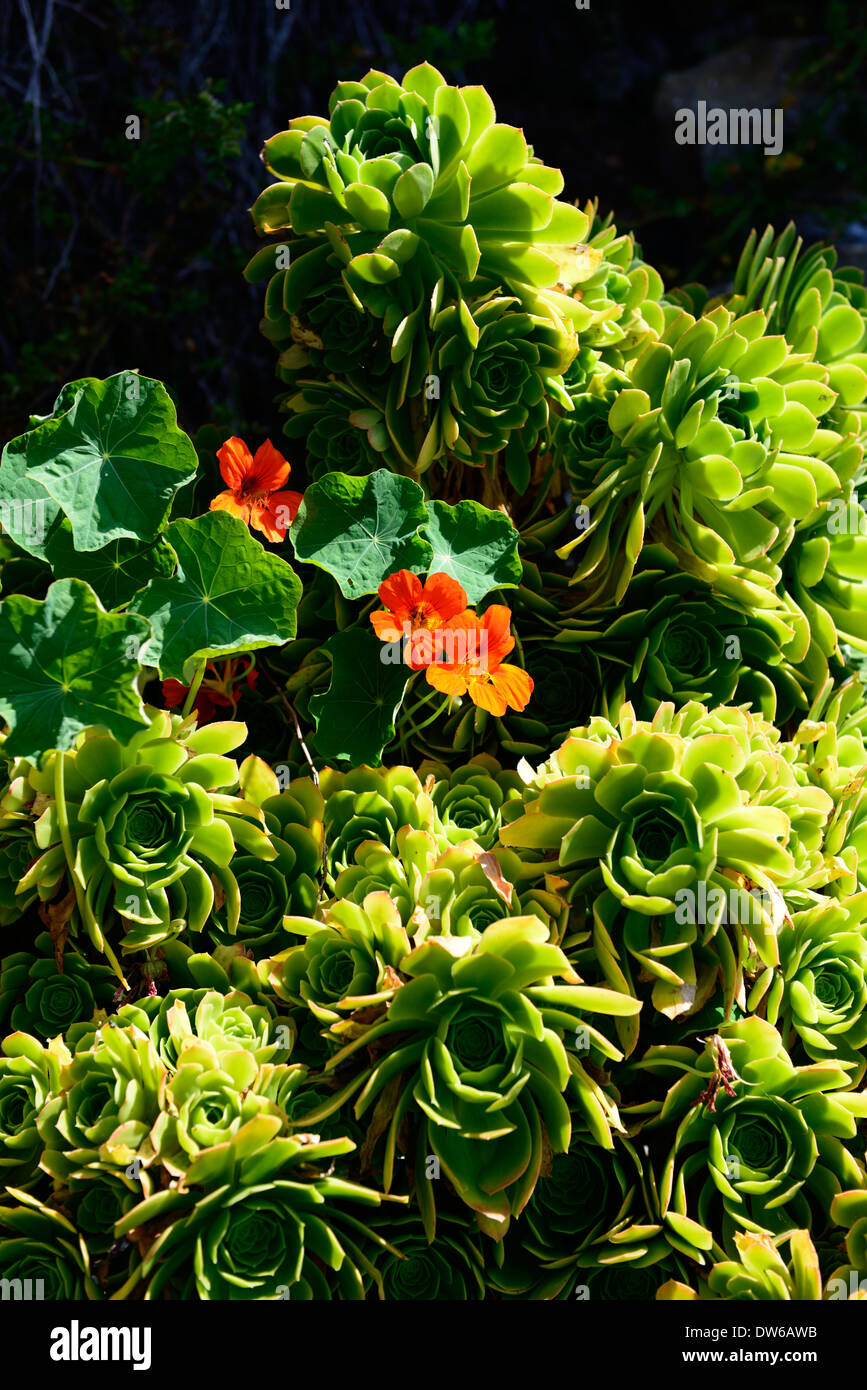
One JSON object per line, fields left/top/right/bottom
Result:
{"left": 1, "top": 0, "right": 864, "bottom": 447}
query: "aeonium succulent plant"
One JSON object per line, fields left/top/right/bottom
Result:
{"left": 37, "top": 1016, "right": 168, "bottom": 1187}
{"left": 262, "top": 890, "right": 411, "bottom": 1033}
{"left": 330, "top": 832, "right": 538, "bottom": 939}
{"left": 558, "top": 300, "right": 847, "bottom": 612}
{"left": 319, "top": 763, "right": 444, "bottom": 883}
{"left": 634, "top": 1019, "right": 867, "bottom": 1255}
{"left": 146, "top": 986, "right": 289, "bottom": 1073}
{"left": 551, "top": 543, "right": 812, "bottom": 723}
{"left": 114, "top": 1117, "right": 400, "bottom": 1300}
{"left": 0, "top": 1031, "right": 65, "bottom": 1189}
{"left": 0, "top": 932, "right": 117, "bottom": 1040}
{"left": 725, "top": 221, "right": 867, "bottom": 431}
{"left": 826, "top": 1189, "right": 867, "bottom": 1296}
{"left": 363, "top": 1208, "right": 487, "bottom": 1299}
{"left": 657, "top": 1228, "right": 823, "bottom": 1301}
{"left": 0, "top": 1189, "right": 99, "bottom": 1300}
{"left": 486, "top": 1126, "right": 659, "bottom": 1299}
{"left": 748, "top": 894, "right": 867, "bottom": 1079}
{"left": 298, "top": 916, "right": 639, "bottom": 1239}
{"left": 14, "top": 711, "right": 279, "bottom": 973}
{"left": 417, "top": 753, "right": 524, "bottom": 851}
{"left": 500, "top": 701, "right": 832, "bottom": 1044}
{"left": 247, "top": 63, "right": 591, "bottom": 377}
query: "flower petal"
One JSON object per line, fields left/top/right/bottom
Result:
{"left": 426, "top": 663, "right": 467, "bottom": 697}
{"left": 480, "top": 604, "right": 516, "bottom": 662}
{"left": 467, "top": 675, "right": 508, "bottom": 717}
{"left": 378, "top": 569, "right": 423, "bottom": 620}
{"left": 162, "top": 679, "right": 188, "bottom": 708}
{"left": 491, "top": 663, "right": 534, "bottom": 711}
{"left": 210, "top": 490, "right": 251, "bottom": 524}
{"left": 216, "top": 437, "right": 255, "bottom": 490}
{"left": 371, "top": 610, "right": 404, "bottom": 642}
{"left": 251, "top": 490, "right": 304, "bottom": 541}
{"left": 423, "top": 571, "right": 469, "bottom": 622}
{"left": 250, "top": 439, "right": 291, "bottom": 492}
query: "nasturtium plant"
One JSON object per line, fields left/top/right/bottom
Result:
{"left": 289, "top": 469, "right": 430, "bottom": 598}
{"left": 2, "top": 64, "right": 867, "bottom": 1308}
{"left": 1, "top": 373, "right": 198, "bottom": 553}
{"left": 0, "top": 579, "right": 151, "bottom": 758}
{"left": 130, "top": 510, "right": 302, "bottom": 680}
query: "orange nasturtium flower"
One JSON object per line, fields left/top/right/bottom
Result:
{"left": 370, "top": 569, "right": 470, "bottom": 670}
{"left": 426, "top": 605, "right": 534, "bottom": 716}
{"left": 210, "top": 436, "right": 303, "bottom": 542}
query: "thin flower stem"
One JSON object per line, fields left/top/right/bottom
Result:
{"left": 402, "top": 694, "right": 452, "bottom": 744}
{"left": 181, "top": 658, "right": 207, "bottom": 717}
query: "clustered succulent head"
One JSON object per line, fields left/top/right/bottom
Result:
{"left": 2, "top": 68, "right": 867, "bottom": 1307}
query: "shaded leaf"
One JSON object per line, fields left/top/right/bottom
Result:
{"left": 309, "top": 628, "right": 409, "bottom": 765}
{"left": 45, "top": 523, "right": 176, "bottom": 608}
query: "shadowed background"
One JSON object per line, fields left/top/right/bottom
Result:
{"left": 1, "top": 0, "right": 864, "bottom": 445}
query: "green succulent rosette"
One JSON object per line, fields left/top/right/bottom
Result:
{"left": 551, "top": 545, "right": 811, "bottom": 723}
{"left": 826, "top": 1189, "right": 867, "bottom": 1297}
{"left": 0, "top": 933, "right": 117, "bottom": 1039}
{"left": 558, "top": 301, "right": 846, "bottom": 612}
{"left": 418, "top": 754, "right": 524, "bottom": 850}
{"left": 658, "top": 1228, "right": 823, "bottom": 1301}
{"left": 207, "top": 765, "right": 325, "bottom": 957}
{"left": 779, "top": 464, "right": 867, "bottom": 666}
{"left": 206, "top": 765, "right": 325, "bottom": 957}
{"left": 147, "top": 988, "right": 289, "bottom": 1072}
{"left": 248, "top": 62, "right": 590, "bottom": 398}
{"left": 487, "top": 1128, "right": 659, "bottom": 1298}
{"left": 114, "top": 1117, "right": 396, "bottom": 1300}
{"left": 364, "top": 1209, "right": 486, "bottom": 1299}
{"left": 552, "top": 370, "right": 627, "bottom": 491}
{"left": 303, "top": 917, "right": 639, "bottom": 1238}
{"left": 37, "top": 1017, "right": 168, "bottom": 1185}
{"left": 636, "top": 1019, "right": 867, "bottom": 1252}
{"left": 320, "top": 764, "right": 444, "bottom": 882}
{"left": 0, "top": 824, "right": 39, "bottom": 926}
{"left": 330, "top": 831, "right": 543, "bottom": 941}
{"left": 281, "top": 1075, "right": 365, "bottom": 1156}
{"left": 749, "top": 894, "right": 867, "bottom": 1078}
{"left": 263, "top": 891, "right": 411, "bottom": 1032}
{"left": 280, "top": 376, "right": 404, "bottom": 481}
{"left": 64, "top": 1172, "right": 142, "bottom": 1259}
{"left": 15, "top": 712, "right": 277, "bottom": 973}
{"left": 726, "top": 222, "right": 867, "bottom": 433}
{"left": 789, "top": 675, "right": 867, "bottom": 896}
{"left": 501, "top": 702, "right": 832, "bottom": 1044}
{"left": 279, "top": 279, "right": 389, "bottom": 378}
{"left": 417, "top": 291, "right": 572, "bottom": 475}
{"left": 149, "top": 1033, "right": 304, "bottom": 1177}
{"left": 0, "top": 1189, "right": 99, "bottom": 1300}
{"left": 576, "top": 205, "right": 666, "bottom": 364}
{"left": 0, "top": 1032, "right": 64, "bottom": 1189}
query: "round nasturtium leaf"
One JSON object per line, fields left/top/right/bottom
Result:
{"left": 0, "top": 578, "right": 151, "bottom": 759}
{"left": 24, "top": 373, "right": 198, "bottom": 552}
{"left": 289, "top": 469, "right": 431, "bottom": 598}
{"left": 130, "top": 510, "right": 302, "bottom": 681}
{"left": 309, "top": 628, "right": 409, "bottom": 766}
{"left": 420, "top": 499, "right": 521, "bottom": 605}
